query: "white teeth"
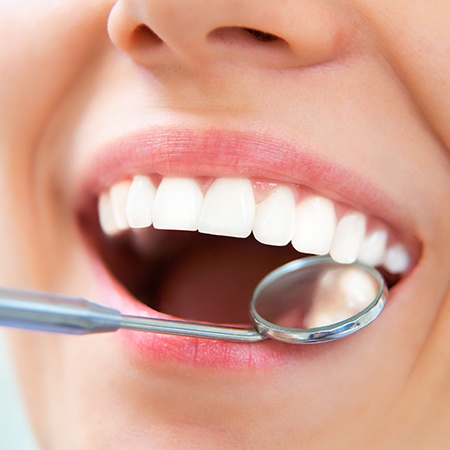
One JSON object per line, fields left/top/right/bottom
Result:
{"left": 125, "top": 175, "right": 156, "bottom": 228}
{"left": 384, "top": 243, "right": 410, "bottom": 274}
{"left": 330, "top": 212, "right": 366, "bottom": 264}
{"left": 358, "top": 229, "right": 388, "bottom": 266}
{"left": 292, "top": 196, "right": 336, "bottom": 255}
{"left": 97, "top": 175, "right": 412, "bottom": 275}
{"left": 152, "top": 177, "right": 204, "bottom": 231}
{"left": 198, "top": 178, "right": 255, "bottom": 238}
{"left": 98, "top": 192, "right": 119, "bottom": 236}
{"left": 253, "top": 186, "right": 296, "bottom": 246}
{"left": 110, "top": 181, "right": 131, "bottom": 230}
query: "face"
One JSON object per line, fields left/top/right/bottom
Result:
{"left": 1, "top": 0, "right": 449, "bottom": 448}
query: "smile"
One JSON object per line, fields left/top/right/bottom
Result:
{"left": 75, "top": 128, "right": 419, "bottom": 367}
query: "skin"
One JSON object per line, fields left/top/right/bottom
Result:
{"left": 1, "top": 0, "right": 449, "bottom": 448}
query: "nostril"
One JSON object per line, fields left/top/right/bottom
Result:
{"left": 131, "top": 24, "right": 162, "bottom": 48}
{"left": 208, "top": 26, "right": 287, "bottom": 49}
{"left": 243, "top": 28, "right": 279, "bottom": 43}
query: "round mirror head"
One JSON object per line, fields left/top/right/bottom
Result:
{"left": 250, "top": 256, "right": 387, "bottom": 344}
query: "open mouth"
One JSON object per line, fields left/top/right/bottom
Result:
{"left": 79, "top": 171, "right": 413, "bottom": 329}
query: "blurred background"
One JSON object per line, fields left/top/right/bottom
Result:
{"left": 0, "top": 331, "right": 38, "bottom": 450}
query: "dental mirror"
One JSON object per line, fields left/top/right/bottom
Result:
{"left": 250, "top": 256, "right": 387, "bottom": 343}
{"left": 0, "top": 256, "right": 387, "bottom": 344}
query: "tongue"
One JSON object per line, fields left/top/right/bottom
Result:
{"left": 155, "top": 237, "right": 300, "bottom": 324}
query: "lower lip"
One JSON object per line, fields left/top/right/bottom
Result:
{"left": 88, "top": 251, "right": 338, "bottom": 370}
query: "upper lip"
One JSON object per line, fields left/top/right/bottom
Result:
{"left": 76, "top": 126, "right": 420, "bottom": 255}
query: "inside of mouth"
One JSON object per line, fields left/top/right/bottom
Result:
{"left": 96, "top": 227, "right": 303, "bottom": 324}
{"left": 90, "top": 222, "right": 399, "bottom": 326}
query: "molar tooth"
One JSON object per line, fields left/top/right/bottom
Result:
{"left": 384, "top": 243, "right": 410, "bottom": 274}
{"left": 330, "top": 212, "right": 366, "bottom": 264}
{"left": 357, "top": 229, "right": 388, "bottom": 266}
{"left": 98, "top": 191, "right": 119, "bottom": 236}
{"left": 253, "top": 186, "right": 295, "bottom": 246}
{"left": 152, "top": 177, "right": 203, "bottom": 231}
{"left": 110, "top": 181, "right": 131, "bottom": 230}
{"left": 292, "top": 196, "right": 336, "bottom": 255}
{"left": 125, "top": 175, "right": 156, "bottom": 228}
{"left": 198, "top": 178, "right": 255, "bottom": 238}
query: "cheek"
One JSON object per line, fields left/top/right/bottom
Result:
{"left": 356, "top": 0, "right": 450, "bottom": 150}
{"left": 0, "top": 1, "right": 112, "bottom": 287}
{"left": 0, "top": 0, "right": 112, "bottom": 148}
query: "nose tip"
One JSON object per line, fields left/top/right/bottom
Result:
{"left": 108, "top": 0, "right": 353, "bottom": 71}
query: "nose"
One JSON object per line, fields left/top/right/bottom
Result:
{"left": 108, "top": 0, "right": 353, "bottom": 71}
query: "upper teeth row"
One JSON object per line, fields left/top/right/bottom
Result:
{"left": 98, "top": 176, "right": 410, "bottom": 274}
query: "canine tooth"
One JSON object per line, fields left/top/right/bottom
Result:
{"left": 125, "top": 175, "right": 156, "bottom": 228}
{"left": 384, "top": 243, "right": 410, "bottom": 273}
{"left": 358, "top": 229, "right": 388, "bottom": 266}
{"left": 152, "top": 177, "right": 203, "bottom": 231}
{"left": 110, "top": 181, "right": 131, "bottom": 230}
{"left": 330, "top": 212, "right": 366, "bottom": 264}
{"left": 253, "top": 186, "right": 295, "bottom": 246}
{"left": 98, "top": 192, "right": 119, "bottom": 236}
{"left": 198, "top": 178, "right": 255, "bottom": 238}
{"left": 292, "top": 196, "right": 336, "bottom": 255}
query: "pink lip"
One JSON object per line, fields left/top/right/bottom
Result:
{"left": 75, "top": 127, "right": 419, "bottom": 369}
{"left": 87, "top": 248, "right": 345, "bottom": 370}
{"left": 80, "top": 128, "right": 390, "bottom": 219}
